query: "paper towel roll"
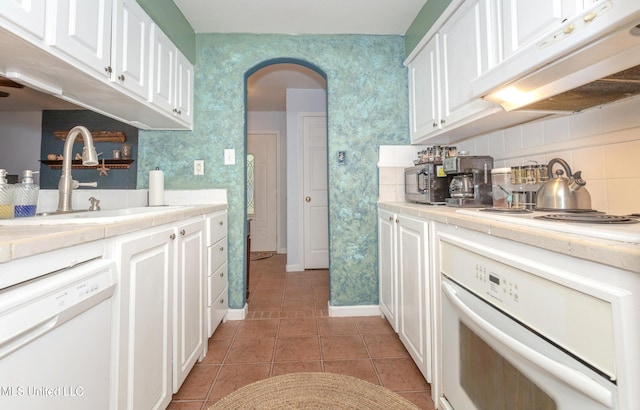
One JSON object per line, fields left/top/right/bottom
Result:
{"left": 149, "top": 169, "right": 164, "bottom": 206}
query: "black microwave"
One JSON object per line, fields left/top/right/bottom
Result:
{"left": 404, "top": 163, "right": 451, "bottom": 204}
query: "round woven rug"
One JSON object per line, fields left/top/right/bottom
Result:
{"left": 207, "top": 372, "right": 419, "bottom": 410}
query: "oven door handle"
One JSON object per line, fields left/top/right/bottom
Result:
{"left": 442, "top": 281, "right": 613, "bottom": 408}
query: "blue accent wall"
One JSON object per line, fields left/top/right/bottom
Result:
{"left": 138, "top": 34, "right": 409, "bottom": 309}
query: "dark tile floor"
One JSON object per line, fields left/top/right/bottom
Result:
{"left": 167, "top": 253, "right": 436, "bottom": 409}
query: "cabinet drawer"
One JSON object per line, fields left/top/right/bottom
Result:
{"left": 206, "top": 212, "right": 227, "bottom": 246}
{"left": 208, "top": 286, "right": 228, "bottom": 336}
{"left": 207, "top": 238, "right": 227, "bottom": 274}
{"left": 208, "top": 263, "right": 228, "bottom": 306}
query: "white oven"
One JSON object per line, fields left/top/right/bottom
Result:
{"left": 434, "top": 226, "right": 639, "bottom": 410}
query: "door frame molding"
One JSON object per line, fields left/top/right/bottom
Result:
{"left": 247, "top": 130, "right": 281, "bottom": 252}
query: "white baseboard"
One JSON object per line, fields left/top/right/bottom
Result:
{"left": 328, "top": 302, "right": 382, "bottom": 317}
{"left": 226, "top": 304, "right": 248, "bottom": 320}
{"left": 286, "top": 264, "right": 303, "bottom": 272}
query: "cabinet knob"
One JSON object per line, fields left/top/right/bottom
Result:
{"left": 118, "top": 74, "right": 125, "bottom": 81}
{"left": 388, "top": 216, "right": 393, "bottom": 221}
{"left": 180, "top": 229, "right": 186, "bottom": 236}
{"left": 219, "top": 272, "right": 224, "bottom": 277}
{"left": 219, "top": 221, "right": 224, "bottom": 226}
{"left": 170, "top": 233, "right": 176, "bottom": 240}
{"left": 220, "top": 299, "right": 224, "bottom": 304}
{"left": 220, "top": 246, "right": 224, "bottom": 251}
{"left": 105, "top": 66, "right": 112, "bottom": 74}
{"left": 305, "top": 196, "right": 311, "bottom": 202}
{"left": 432, "top": 122, "right": 437, "bottom": 128}
{"left": 440, "top": 119, "right": 446, "bottom": 125}
{"left": 395, "top": 218, "right": 399, "bottom": 223}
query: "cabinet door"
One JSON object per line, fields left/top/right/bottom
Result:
{"left": 112, "top": 0, "right": 151, "bottom": 100}
{"left": 378, "top": 209, "right": 398, "bottom": 332}
{"left": 397, "top": 215, "right": 431, "bottom": 382}
{"left": 173, "top": 219, "right": 205, "bottom": 392}
{"left": 501, "top": 0, "right": 581, "bottom": 61}
{"left": 49, "top": 0, "right": 113, "bottom": 76}
{"left": 175, "top": 50, "right": 194, "bottom": 124}
{"left": 409, "top": 35, "right": 440, "bottom": 142}
{"left": 440, "top": 0, "right": 495, "bottom": 127}
{"left": 150, "top": 24, "right": 176, "bottom": 114}
{"left": 114, "top": 227, "right": 173, "bottom": 410}
{"left": 0, "top": 0, "right": 46, "bottom": 40}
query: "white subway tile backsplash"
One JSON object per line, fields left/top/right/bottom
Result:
{"left": 378, "top": 167, "right": 397, "bottom": 185}
{"left": 522, "top": 121, "right": 544, "bottom": 148}
{"left": 606, "top": 179, "right": 640, "bottom": 215}
{"left": 573, "top": 146, "right": 605, "bottom": 179}
{"left": 586, "top": 179, "right": 607, "bottom": 213}
{"left": 504, "top": 127, "right": 523, "bottom": 152}
{"left": 601, "top": 97, "right": 640, "bottom": 133}
{"left": 569, "top": 108, "right": 602, "bottom": 139}
{"left": 604, "top": 140, "right": 640, "bottom": 178}
{"left": 543, "top": 116, "right": 570, "bottom": 144}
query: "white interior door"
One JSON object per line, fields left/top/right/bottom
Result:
{"left": 248, "top": 132, "right": 278, "bottom": 252}
{"left": 302, "top": 114, "right": 328, "bottom": 269}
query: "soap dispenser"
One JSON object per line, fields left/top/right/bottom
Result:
{"left": 0, "top": 169, "right": 15, "bottom": 219}
{"left": 14, "top": 170, "right": 39, "bottom": 217}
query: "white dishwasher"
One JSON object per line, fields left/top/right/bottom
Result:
{"left": 0, "top": 258, "right": 116, "bottom": 410}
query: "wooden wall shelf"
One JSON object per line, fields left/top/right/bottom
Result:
{"left": 40, "top": 159, "right": 134, "bottom": 169}
{"left": 54, "top": 130, "right": 126, "bottom": 143}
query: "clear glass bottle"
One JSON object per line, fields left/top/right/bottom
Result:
{"left": 0, "top": 169, "right": 15, "bottom": 219}
{"left": 14, "top": 170, "right": 39, "bottom": 217}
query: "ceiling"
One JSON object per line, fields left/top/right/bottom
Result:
{"left": 0, "top": 0, "right": 424, "bottom": 112}
{"left": 174, "top": 0, "right": 427, "bottom": 35}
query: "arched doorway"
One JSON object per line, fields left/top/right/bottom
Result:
{"left": 244, "top": 59, "right": 328, "bottom": 287}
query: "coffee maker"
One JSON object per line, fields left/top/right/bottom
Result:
{"left": 443, "top": 155, "right": 494, "bottom": 207}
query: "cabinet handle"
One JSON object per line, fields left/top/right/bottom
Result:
{"left": 118, "top": 74, "right": 125, "bottom": 81}
{"left": 583, "top": 11, "right": 597, "bottom": 22}
{"left": 219, "top": 272, "right": 224, "bottom": 277}
{"left": 170, "top": 233, "right": 176, "bottom": 240}
{"left": 180, "top": 229, "right": 186, "bottom": 236}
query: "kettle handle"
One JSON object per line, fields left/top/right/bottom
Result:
{"left": 547, "top": 158, "right": 572, "bottom": 179}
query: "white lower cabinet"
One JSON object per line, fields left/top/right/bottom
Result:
{"left": 172, "top": 218, "right": 206, "bottom": 392}
{"left": 206, "top": 210, "right": 229, "bottom": 337}
{"left": 378, "top": 208, "right": 431, "bottom": 383}
{"left": 378, "top": 208, "right": 398, "bottom": 332}
{"left": 110, "top": 225, "right": 174, "bottom": 410}
{"left": 109, "top": 216, "right": 207, "bottom": 409}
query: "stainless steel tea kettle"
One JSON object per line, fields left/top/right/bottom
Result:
{"left": 535, "top": 158, "right": 592, "bottom": 211}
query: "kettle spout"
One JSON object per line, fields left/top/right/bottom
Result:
{"left": 569, "top": 170, "right": 587, "bottom": 191}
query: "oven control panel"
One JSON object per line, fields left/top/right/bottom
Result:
{"left": 474, "top": 264, "right": 519, "bottom": 304}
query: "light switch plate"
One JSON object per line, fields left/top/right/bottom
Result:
{"left": 224, "top": 149, "right": 235, "bottom": 165}
{"left": 194, "top": 160, "right": 204, "bottom": 175}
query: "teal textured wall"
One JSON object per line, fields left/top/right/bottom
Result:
{"left": 139, "top": 34, "right": 409, "bottom": 309}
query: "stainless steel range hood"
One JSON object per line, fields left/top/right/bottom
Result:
{"left": 474, "top": 1, "right": 640, "bottom": 113}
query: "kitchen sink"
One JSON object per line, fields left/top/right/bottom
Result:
{"left": 0, "top": 206, "right": 186, "bottom": 225}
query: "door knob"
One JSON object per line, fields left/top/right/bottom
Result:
{"left": 305, "top": 197, "right": 311, "bottom": 202}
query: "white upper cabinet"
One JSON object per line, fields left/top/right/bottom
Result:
{"left": 0, "top": 0, "right": 47, "bottom": 40}
{"left": 176, "top": 51, "right": 194, "bottom": 124}
{"left": 48, "top": 0, "right": 113, "bottom": 77}
{"left": 409, "top": 35, "right": 440, "bottom": 140}
{"left": 150, "top": 24, "right": 194, "bottom": 125}
{"left": 408, "top": 0, "right": 497, "bottom": 144}
{"left": 499, "top": 0, "right": 583, "bottom": 63}
{"left": 112, "top": 0, "right": 152, "bottom": 100}
{"left": 439, "top": 0, "right": 495, "bottom": 127}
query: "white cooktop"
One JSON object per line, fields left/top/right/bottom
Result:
{"left": 456, "top": 209, "right": 640, "bottom": 244}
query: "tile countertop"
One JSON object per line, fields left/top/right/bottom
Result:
{"left": 0, "top": 204, "right": 226, "bottom": 264}
{"left": 379, "top": 202, "right": 640, "bottom": 274}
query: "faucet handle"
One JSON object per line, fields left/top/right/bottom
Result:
{"left": 72, "top": 180, "right": 98, "bottom": 189}
{"left": 88, "top": 196, "right": 101, "bottom": 211}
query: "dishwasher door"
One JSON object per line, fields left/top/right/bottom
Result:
{"left": 0, "top": 258, "right": 116, "bottom": 410}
